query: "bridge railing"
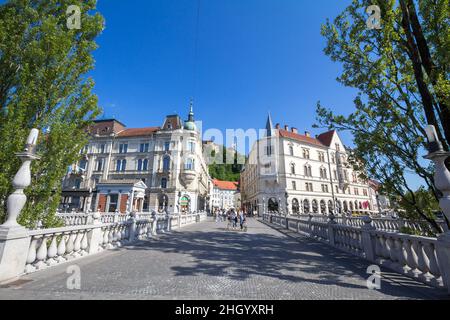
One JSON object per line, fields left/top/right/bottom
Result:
{"left": 262, "top": 213, "right": 449, "bottom": 292}
{"left": 281, "top": 214, "right": 447, "bottom": 234}
{"left": 0, "top": 210, "right": 208, "bottom": 283}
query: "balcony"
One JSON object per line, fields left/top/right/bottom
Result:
{"left": 181, "top": 168, "right": 197, "bottom": 186}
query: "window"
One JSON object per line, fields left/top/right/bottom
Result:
{"left": 143, "top": 159, "right": 148, "bottom": 171}
{"left": 292, "top": 181, "right": 297, "bottom": 190}
{"left": 116, "top": 159, "right": 126, "bottom": 171}
{"left": 164, "top": 141, "right": 170, "bottom": 151}
{"left": 363, "top": 189, "right": 368, "bottom": 196}
{"left": 320, "top": 167, "right": 327, "bottom": 179}
{"left": 137, "top": 159, "right": 148, "bottom": 171}
{"left": 161, "top": 178, "right": 167, "bottom": 189}
{"left": 99, "top": 144, "right": 105, "bottom": 154}
{"left": 333, "top": 170, "right": 337, "bottom": 180}
{"left": 96, "top": 159, "right": 104, "bottom": 171}
{"left": 185, "top": 158, "right": 195, "bottom": 170}
{"left": 354, "top": 188, "right": 359, "bottom": 195}
{"left": 266, "top": 144, "right": 272, "bottom": 156}
{"left": 289, "top": 145, "right": 294, "bottom": 156}
{"left": 305, "top": 182, "right": 313, "bottom": 192}
{"left": 321, "top": 184, "right": 329, "bottom": 193}
{"left": 335, "top": 143, "right": 340, "bottom": 151}
{"left": 290, "top": 163, "right": 296, "bottom": 175}
{"left": 119, "top": 143, "right": 128, "bottom": 154}
{"left": 331, "top": 153, "right": 336, "bottom": 164}
{"left": 302, "top": 148, "right": 310, "bottom": 159}
{"left": 79, "top": 160, "right": 87, "bottom": 171}
{"left": 292, "top": 198, "right": 300, "bottom": 214}
{"left": 163, "top": 156, "right": 170, "bottom": 172}
{"left": 335, "top": 185, "right": 339, "bottom": 193}
{"left": 318, "top": 151, "right": 325, "bottom": 162}
{"left": 188, "top": 141, "right": 195, "bottom": 153}
{"left": 140, "top": 143, "right": 149, "bottom": 153}
{"left": 304, "top": 165, "right": 312, "bottom": 177}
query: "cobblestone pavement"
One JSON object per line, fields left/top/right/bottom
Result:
{"left": 0, "top": 218, "right": 447, "bottom": 300}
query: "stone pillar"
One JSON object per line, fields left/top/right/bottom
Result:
{"left": 360, "top": 216, "right": 376, "bottom": 262}
{"left": 87, "top": 211, "right": 103, "bottom": 254}
{"left": 0, "top": 129, "right": 39, "bottom": 283}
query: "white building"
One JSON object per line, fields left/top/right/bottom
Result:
{"left": 211, "top": 179, "right": 239, "bottom": 210}
{"left": 61, "top": 104, "right": 211, "bottom": 214}
{"left": 241, "top": 115, "right": 375, "bottom": 216}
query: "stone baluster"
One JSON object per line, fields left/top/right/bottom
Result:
{"left": 24, "top": 237, "right": 39, "bottom": 273}
{"left": 57, "top": 233, "right": 67, "bottom": 262}
{"left": 46, "top": 234, "right": 58, "bottom": 266}
{"left": 35, "top": 235, "right": 48, "bottom": 270}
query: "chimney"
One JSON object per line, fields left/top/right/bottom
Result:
{"left": 305, "top": 130, "right": 311, "bottom": 137}
{"left": 291, "top": 127, "right": 298, "bottom": 134}
{"left": 275, "top": 123, "right": 280, "bottom": 129}
{"left": 284, "top": 125, "right": 289, "bottom": 131}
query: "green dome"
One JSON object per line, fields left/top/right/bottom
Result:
{"left": 184, "top": 121, "right": 197, "bottom": 131}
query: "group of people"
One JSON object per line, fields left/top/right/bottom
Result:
{"left": 214, "top": 208, "right": 247, "bottom": 230}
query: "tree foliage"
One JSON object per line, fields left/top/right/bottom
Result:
{"left": 315, "top": 0, "right": 449, "bottom": 232}
{"left": 0, "top": 0, "right": 104, "bottom": 228}
{"left": 208, "top": 146, "right": 244, "bottom": 182}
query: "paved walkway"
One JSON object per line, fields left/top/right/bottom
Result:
{"left": 0, "top": 218, "right": 447, "bottom": 300}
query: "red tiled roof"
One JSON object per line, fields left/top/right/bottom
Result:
{"left": 117, "top": 127, "right": 160, "bottom": 137}
{"left": 213, "top": 179, "right": 238, "bottom": 191}
{"left": 278, "top": 129, "right": 325, "bottom": 147}
{"left": 316, "top": 130, "right": 336, "bottom": 146}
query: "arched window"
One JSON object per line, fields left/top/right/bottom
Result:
{"left": 116, "top": 159, "right": 126, "bottom": 171}
{"left": 303, "top": 199, "right": 310, "bottom": 213}
{"left": 320, "top": 167, "right": 327, "bottom": 179}
{"left": 185, "top": 158, "right": 195, "bottom": 170}
{"left": 137, "top": 159, "right": 143, "bottom": 171}
{"left": 349, "top": 201, "right": 354, "bottom": 211}
{"left": 343, "top": 201, "right": 348, "bottom": 213}
{"left": 304, "top": 165, "right": 312, "bottom": 177}
{"left": 143, "top": 159, "right": 148, "bottom": 171}
{"left": 268, "top": 198, "right": 279, "bottom": 212}
{"left": 328, "top": 200, "right": 333, "bottom": 214}
{"left": 289, "top": 145, "right": 294, "bottom": 156}
{"left": 290, "top": 163, "right": 296, "bottom": 174}
{"left": 320, "top": 200, "right": 326, "bottom": 214}
{"left": 163, "top": 156, "right": 170, "bottom": 172}
{"left": 292, "top": 198, "right": 300, "bottom": 214}
{"left": 158, "top": 194, "right": 168, "bottom": 212}
{"left": 312, "top": 199, "right": 318, "bottom": 213}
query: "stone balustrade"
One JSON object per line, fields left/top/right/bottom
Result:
{"left": 262, "top": 213, "right": 449, "bottom": 291}
{"left": 0, "top": 211, "right": 208, "bottom": 283}
{"left": 273, "top": 213, "right": 446, "bottom": 234}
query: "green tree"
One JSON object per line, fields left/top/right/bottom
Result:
{"left": 0, "top": 0, "right": 104, "bottom": 228}
{"left": 316, "top": 0, "right": 449, "bottom": 232}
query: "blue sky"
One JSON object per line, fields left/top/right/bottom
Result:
{"left": 90, "top": 0, "right": 424, "bottom": 189}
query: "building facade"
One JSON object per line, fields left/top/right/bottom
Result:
{"left": 211, "top": 179, "right": 239, "bottom": 210}
{"left": 61, "top": 105, "right": 211, "bottom": 214}
{"left": 241, "top": 116, "right": 375, "bottom": 216}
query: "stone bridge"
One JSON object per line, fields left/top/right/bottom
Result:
{"left": 0, "top": 218, "right": 447, "bottom": 300}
